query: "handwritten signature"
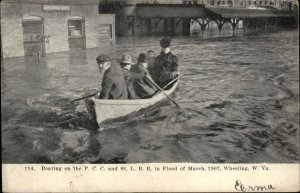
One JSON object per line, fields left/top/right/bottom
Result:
{"left": 235, "top": 180, "right": 275, "bottom": 192}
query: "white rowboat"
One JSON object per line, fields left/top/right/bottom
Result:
{"left": 91, "top": 80, "right": 179, "bottom": 127}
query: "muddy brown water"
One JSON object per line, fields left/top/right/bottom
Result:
{"left": 1, "top": 30, "right": 299, "bottom": 163}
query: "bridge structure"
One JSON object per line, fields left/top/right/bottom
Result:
{"left": 99, "top": 1, "right": 298, "bottom": 37}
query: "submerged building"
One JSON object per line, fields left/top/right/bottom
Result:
{"left": 1, "top": 0, "right": 115, "bottom": 57}
{"left": 1, "top": 0, "right": 298, "bottom": 58}
{"left": 99, "top": 0, "right": 297, "bottom": 37}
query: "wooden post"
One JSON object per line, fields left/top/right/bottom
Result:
{"left": 182, "top": 18, "right": 191, "bottom": 36}
{"left": 215, "top": 18, "right": 226, "bottom": 37}
{"left": 37, "top": 50, "right": 40, "bottom": 65}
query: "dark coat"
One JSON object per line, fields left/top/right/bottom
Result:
{"left": 121, "top": 68, "right": 145, "bottom": 99}
{"left": 150, "top": 51, "right": 178, "bottom": 87}
{"left": 99, "top": 64, "right": 128, "bottom": 99}
{"left": 148, "top": 57, "right": 156, "bottom": 79}
{"left": 130, "top": 64, "right": 158, "bottom": 99}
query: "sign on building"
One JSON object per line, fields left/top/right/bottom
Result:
{"left": 42, "top": 4, "right": 71, "bottom": 11}
{"left": 99, "top": 24, "right": 112, "bottom": 39}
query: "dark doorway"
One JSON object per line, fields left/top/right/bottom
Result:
{"left": 182, "top": 18, "right": 191, "bottom": 36}
{"left": 163, "top": 19, "right": 170, "bottom": 36}
{"left": 146, "top": 18, "right": 152, "bottom": 36}
{"left": 68, "top": 17, "right": 86, "bottom": 50}
{"left": 127, "top": 16, "right": 135, "bottom": 36}
{"left": 22, "top": 16, "right": 45, "bottom": 56}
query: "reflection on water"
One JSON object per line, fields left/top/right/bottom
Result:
{"left": 1, "top": 31, "right": 299, "bottom": 163}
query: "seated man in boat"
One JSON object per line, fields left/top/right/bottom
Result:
{"left": 147, "top": 50, "right": 156, "bottom": 77}
{"left": 151, "top": 37, "right": 179, "bottom": 87}
{"left": 85, "top": 54, "right": 128, "bottom": 122}
{"left": 97, "top": 54, "right": 128, "bottom": 99}
{"left": 119, "top": 54, "right": 146, "bottom": 99}
{"left": 147, "top": 50, "right": 156, "bottom": 68}
{"left": 130, "top": 53, "right": 158, "bottom": 99}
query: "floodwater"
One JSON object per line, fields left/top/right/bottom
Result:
{"left": 1, "top": 30, "right": 299, "bottom": 163}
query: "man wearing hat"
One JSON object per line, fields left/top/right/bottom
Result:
{"left": 151, "top": 37, "right": 179, "bottom": 87}
{"left": 119, "top": 54, "right": 146, "bottom": 99}
{"left": 85, "top": 54, "right": 128, "bottom": 123}
{"left": 96, "top": 54, "right": 128, "bottom": 99}
{"left": 131, "top": 53, "right": 158, "bottom": 99}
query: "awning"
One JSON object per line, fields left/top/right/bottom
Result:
{"left": 133, "top": 4, "right": 207, "bottom": 18}
{"left": 206, "top": 6, "right": 296, "bottom": 18}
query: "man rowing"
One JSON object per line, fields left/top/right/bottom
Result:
{"left": 119, "top": 54, "right": 146, "bottom": 99}
{"left": 85, "top": 54, "right": 128, "bottom": 122}
{"left": 97, "top": 54, "right": 128, "bottom": 99}
{"left": 150, "top": 37, "right": 179, "bottom": 87}
{"left": 130, "top": 53, "right": 158, "bottom": 99}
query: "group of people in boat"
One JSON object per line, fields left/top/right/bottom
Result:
{"left": 96, "top": 37, "right": 179, "bottom": 100}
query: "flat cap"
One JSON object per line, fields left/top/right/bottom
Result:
{"left": 96, "top": 54, "right": 111, "bottom": 63}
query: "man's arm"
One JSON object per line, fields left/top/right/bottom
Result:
{"left": 130, "top": 72, "right": 146, "bottom": 81}
{"left": 99, "top": 78, "right": 114, "bottom": 99}
{"left": 171, "top": 55, "right": 178, "bottom": 71}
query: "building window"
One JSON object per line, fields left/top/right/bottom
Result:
{"left": 68, "top": 17, "right": 85, "bottom": 50}
{"left": 68, "top": 20, "right": 83, "bottom": 37}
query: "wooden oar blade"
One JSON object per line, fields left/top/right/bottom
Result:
{"left": 70, "top": 92, "right": 98, "bottom": 103}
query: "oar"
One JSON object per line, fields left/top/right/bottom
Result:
{"left": 152, "top": 74, "right": 182, "bottom": 95}
{"left": 144, "top": 76, "right": 181, "bottom": 108}
{"left": 70, "top": 92, "right": 98, "bottom": 103}
{"left": 161, "top": 74, "right": 183, "bottom": 90}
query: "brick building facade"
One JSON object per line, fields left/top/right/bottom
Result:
{"left": 1, "top": 0, "right": 115, "bottom": 57}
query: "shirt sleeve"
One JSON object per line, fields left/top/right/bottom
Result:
{"left": 99, "top": 78, "right": 114, "bottom": 99}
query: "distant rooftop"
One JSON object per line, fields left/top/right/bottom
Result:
{"left": 206, "top": 6, "right": 296, "bottom": 18}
